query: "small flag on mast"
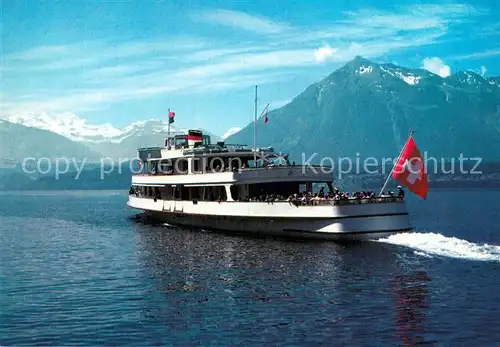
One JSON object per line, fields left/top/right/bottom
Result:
{"left": 168, "top": 110, "right": 175, "bottom": 124}
{"left": 261, "top": 103, "right": 269, "bottom": 124}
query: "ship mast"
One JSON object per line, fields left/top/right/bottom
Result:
{"left": 167, "top": 108, "right": 171, "bottom": 149}
{"left": 253, "top": 85, "right": 258, "bottom": 165}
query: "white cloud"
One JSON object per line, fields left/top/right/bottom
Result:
{"left": 315, "top": 32, "right": 444, "bottom": 64}
{"left": 2, "top": 90, "right": 119, "bottom": 115}
{"left": 479, "top": 22, "right": 500, "bottom": 37}
{"left": 4, "top": 43, "right": 88, "bottom": 61}
{"left": 412, "top": 3, "right": 479, "bottom": 14}
{"left": 480, "top": 65, "right": 487, "bottom": 76}
{"left": 451, "top": 47, "right": 500, "bottom": 61}
{"left": 314, "top": 45, "right": 336, "bottom": 62}
{"left": 344, "top": 10, "right": 442, "bottom": 31}
{"left": 2, "top": 70, "right": 294, "bottom": 116}
{"left": 178, "top": 49, "right": 316, "bottom": 80}
{"left": 185, "top": 46, "right": 268, "bottom": 62}
{"left": 193, "top": 9, "right": 291, "bottom": 35}
{"left": 421, "top": 57, "right": 451, "bottom": 77}
{"left": 222, "top": 127, "right": 242, "bottom": 139}
{"left": 342, "top": 4, "right": 479, "bottom": 31}
{"left": 2, "top": 38, "right": 208, "bottom": 72}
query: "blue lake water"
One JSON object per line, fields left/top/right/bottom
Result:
{"left": 1, "top": 190, "right": 499, "bottom": 346}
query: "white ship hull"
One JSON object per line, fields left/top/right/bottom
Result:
{"left": 127, "top": 196, "right": 412, "bottom": 241}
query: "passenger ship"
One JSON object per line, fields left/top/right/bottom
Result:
{"left": 127, "top": 129, "right": 412, "bottom": 241}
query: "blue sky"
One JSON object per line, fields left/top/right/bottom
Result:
{"left": 2, "top": 0, "right": 499, "bottom": 137}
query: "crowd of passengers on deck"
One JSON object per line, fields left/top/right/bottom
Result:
{"left": 237, "top": 187, "right": 404, "bottom": 205}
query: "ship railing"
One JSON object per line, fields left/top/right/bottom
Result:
{"left": 134, "top": 164, "right": 332, "bottom": 176}
{"left": 247, "top": 196, "right": 403, "bottom": 206}
{"left": 129, "top": 194, "right": 404, "bottom": 205}
{"left": 237, "top": 164, "right": 331, "bottom": 172}
{"left": 141, "top": 170, "right": 189, "bottom": 176}
{"left": 304, "top": 196, "right": 403, "bottom": 206}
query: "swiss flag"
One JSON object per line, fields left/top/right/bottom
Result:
{"left": 392, "top": 136, "right": 428, "bottom": 199}
{"left": 168, "top": 110, "right": 175, "bottom": 124}
{"left": 261, "top": 103, "right": 269, "bottom": 124}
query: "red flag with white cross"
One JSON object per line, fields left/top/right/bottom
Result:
{"left": 392, "top": 136, "right": 428, "bottom": 199}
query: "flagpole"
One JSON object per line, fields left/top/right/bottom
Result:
{"left": 261, "top": 103, "right": 270, "bottom": 117}
{"left": 378, "top": 130, "right": 414, "bottom": 196}
{"left": 253, "top": 85, "right": 258, "bottom": 166}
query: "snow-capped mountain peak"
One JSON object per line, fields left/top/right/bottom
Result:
{"left": 356, "top": 64, "right": 373, "bottom": 75}
{"left": 4, "top": 112, "right": 123, "bottom": 142}
{"left": 350, "top": 58, "right": 427, "bottom": 86}
{"left": 452, "top": 71, "right": 486, "bottom": 85}
{"left": 1, "top": 113, "right": 185, "bottom": 143}
{"left": 488, "top": 77, "right": 500, "bottom": 88}
{"left": 380, "top": 65, "right": 422, "bottom": 85}
{"left": 1, "top": 112, "right": 223, "bottom": 149}
{"left": 112, "top": 119, "right": 187, "bottom": 143}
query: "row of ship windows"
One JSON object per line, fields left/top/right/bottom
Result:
{"left": 130, "top": 185, "right": 229, "bottom": 201}
{"left": 129, "top": 182, "right": 326, "bottom": 202}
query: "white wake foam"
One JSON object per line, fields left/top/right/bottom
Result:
{"left": 377, "top": 232, "right": 500, "bottom": 262}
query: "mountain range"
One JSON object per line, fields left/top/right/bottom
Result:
{"left": 0, "top": 119, "right": 102, "bottom": 167}
{"left": 1, "top": 56, "right": 500, "bottom": 189}
{"left": 0, "top": 114, "right": 221, "bottom": 166}
{"left": 228, "top": 56, "right": 500, "bottom": 162}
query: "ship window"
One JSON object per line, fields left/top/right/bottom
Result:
{"left": 170, "top": 186, "right": 228, "bottom": 201}
{"left": 228, "top": 157, "right": 243, "bottom": 171}
{"left": 193, "top": 158, "right": 203, "bottom": 172}
{"left": 230, "top": 186, "right": 239, "bottom": 201}
{"left": 314, "top": 183, "right": 329, "bottom": 193}
{"left": 174, "top": 159, "right": 188, "bottom": 174}
{"left": 203, "top": 186, "right": 227, "bottom": 201}
{"left": 181, "top": 186, "right": 189, "bottom": 199}
{"left": 162, "top": 186, "right": 174, "bottom": 199}
{"left": 159, "top": 160, "right": 172, "bottom": 174}
{"left": 207, "top": 157, "right": 225, "bottom": 172}
{"left": 173, "top": 185, "right": 182, "bottom": 199}
{"left": 174, "top": 135, "right": 188, "bottom": 148}
{"left": 248, "top": 182, "right": 304, "bottom": 198}
{"left": 149, "top": 161, "right": 159, "bottom": 174}
{"left": 202, "top": 135, "right": 211, "bottom": 146}
{"left": 189, "top": 187, "right": 202, "bottom": 201}
{"left": 240, "top": 158, "right": 249, "bottom": 169}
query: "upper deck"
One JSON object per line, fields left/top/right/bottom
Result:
{"left": 132, "top": 164, "right": 333, "bottom": 186}
{"left": 133, "top": 129, "right": 333, "bottom": 186}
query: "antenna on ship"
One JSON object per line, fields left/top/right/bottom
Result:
{"left": 167, "top": 108, "right": 171, "bottom": 142}
{"left": 253, "top": 85, "right": 258, "bottom": 165}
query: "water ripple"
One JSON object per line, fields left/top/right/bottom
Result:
{"left": 1, "top": 191, "right": 500, "bottom": 345}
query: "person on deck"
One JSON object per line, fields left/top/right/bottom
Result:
{"left": 397, "top": 186, "right": 405, "bottom": 199}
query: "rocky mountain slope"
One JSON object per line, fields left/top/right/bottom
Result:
{"left": 0, "top": 120, "right": 101, "bottom": 168}
{"left": 227, "top": 56, "right": 500, "bottom": 162}
{"left": 2, "top": 114, "right": 221, "bottom": 160}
